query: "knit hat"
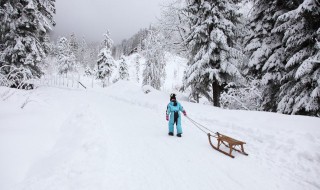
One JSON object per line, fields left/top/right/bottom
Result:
{"left": 170, "top": 93, "right": 176, "bottom": 101}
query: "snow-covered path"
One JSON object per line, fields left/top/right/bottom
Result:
{"left": 0, "top": 82, "right": 319, "bottom": 190}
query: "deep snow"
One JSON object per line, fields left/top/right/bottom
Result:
{"left": 0, "top": 81, "right": 320, "bottom": 190}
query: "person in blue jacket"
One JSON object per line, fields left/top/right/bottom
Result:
{"left": 166, "top": 93, "right": 187, "bottom": 137}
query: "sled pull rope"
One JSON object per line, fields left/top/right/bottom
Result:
{"left": 185, "top": 116, "right": 217, "bottom": 136}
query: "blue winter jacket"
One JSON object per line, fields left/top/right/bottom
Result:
{"left": 166, "top": 101, "right": 185, "bottom": 134}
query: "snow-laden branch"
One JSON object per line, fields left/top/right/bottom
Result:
{"left": 223, "top": 94, "right": 250, "bottom": 110}
{"left": 305, "top": 60, "right": 320, "bottom": 63}
{"left": 0, "top": 65, "right": 34, "bottom": 89}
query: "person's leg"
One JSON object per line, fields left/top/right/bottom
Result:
{"left": 176, "top": 116, "right": 183, "bottom": 135}
{"left": 173, "top": 111, "right": 179, "bottom": 133}
{"left": 168, "top": 114, "right": 174, "bottom": 135}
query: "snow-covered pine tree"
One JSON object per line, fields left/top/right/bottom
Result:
{"left": 243, "top": 0, "right": 287, "bottom": 111}
{"left": 78, "top": 37, "right": 88, "bottom": 67}
{"left": 142, "top": 29, "right": 166, "bottom": 90}
{"left": 0, "top": 0, "right": 55, "bottom": 86}
{"left": 88, "top": 43, "right": 99, "bottom": 67}
{"left": 183, "top": 0, "right": 243, "bottom": 107}
{"left": 43, "top": 34, "right": 54, "bottom": 56}
{"left": 118, "top": 55, "right": 129, "bottom": 80}
{"left": 274, "top": 0, "right": 320, "bottom": 116}
{"left": 57, "top": 37, "right": 76, "bottom": 76}
{"left": 96, "top": 30, "right": 115, "bottom": 87}
{"left": 135, "top": 54, "right": 141, "bottom": 83}
{"left": 112, "top": 29, "right": 150, "bottom": 60}
{"left": 69, "top": 33, "right": 79, "bottom": 60}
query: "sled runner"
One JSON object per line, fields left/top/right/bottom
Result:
{"left": 207, "top": 132, "right": 248, "bottom": 158}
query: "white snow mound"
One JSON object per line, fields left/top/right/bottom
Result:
{"left": 0, "top": 84, "right": 319, "bottom": 190}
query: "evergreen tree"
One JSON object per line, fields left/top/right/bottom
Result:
{"left": 275, "top": 0, "right": 320, "bottom": 116}
{"left": 0, "top": 0, "right": 55, "bottom": 85}
{"left": 142, "top": 29, "right": 166, "bottom": 90}
{"left": 57, "top": 37, "right": 76, "bottom": 76}
{"left": 112, "top": 28, "right": 149, "bottom": 59}
{"left": 243, "top": 1, "right": 294, "bottom": 111}
{"left": 78, "top": 37, "right": 88, "bottom": 67}
{"left": 43, "top": 34, "right": 54, "bottom": 56}
{"left": 96, "top": 30, "right": 115, "bottom": 87}
{"left": 245, "top": 0, "right": 320, "bottom": 116}
{"left": 183, "top": 0, "right": 243, "bottom": 107}
{"left": 135, "top": 54, "right": 141, "bottom": 83}
{"left": 69, "top": 33, "right": 79, "bottom": 60}
{"left": 87, "top": 42, "right": 99, "bottom": 68}
{"left": 118, "top": 55, "right": 129, "bottom": 80}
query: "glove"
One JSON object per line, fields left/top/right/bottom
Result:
{"left": 166, "top": 115, "right": 169, "bottom": 121}
{"left": 183, "top": 111, "right": 187, "bottom": 116}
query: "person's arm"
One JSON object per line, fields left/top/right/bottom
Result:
{"left": 166, "top": 104, "right": 170, "bottom": 120}
{"left": 166, "top": 104, "right": 171, "bottom": 115}
{"left": 179, "top": 103, "right": 187, "bottom": 116}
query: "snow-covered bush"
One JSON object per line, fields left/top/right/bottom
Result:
{"left": 220, "top": 80, "right": 262, "bottom": 111}
{"left": 84, "top": 66, "right": 94, "bottom": 76}
{"left": 142, "top": 85, "right": 154, "bottom": 94}
{"left": 0, "top": 65, "right": 34, "bottom": 89}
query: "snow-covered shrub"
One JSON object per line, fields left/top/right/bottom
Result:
{"left": 220, "top": 79, "right": 262, "bottom": 111}
{"left": 142, "top": 85, "right": 154, "bottom": 94}
{"left": 84, "top": 66, "right": 94, "bottom": 76}
{"left": 0, "top": 65, "right": 34, "bottom": 89}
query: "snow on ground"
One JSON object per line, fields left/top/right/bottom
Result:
{"left": 0, "top": 81, "right": 319, "bottom": 190}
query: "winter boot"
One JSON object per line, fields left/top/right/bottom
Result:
{"left": 177, "top": 133, "right": 182, "bottom": 137}
{"left": 168, "top": 132, "right": 174, "bottom": 136}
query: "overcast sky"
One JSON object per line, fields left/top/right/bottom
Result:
{"left": 52, "top": 0, "right": 167, "bottom": 44}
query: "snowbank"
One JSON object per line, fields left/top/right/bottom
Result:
{"left": 0, "top": 83, "right": 319, "bottom": 190}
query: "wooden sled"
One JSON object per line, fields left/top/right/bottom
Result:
{"left": 207, "top": 132, "right": 248, "bottom": 158}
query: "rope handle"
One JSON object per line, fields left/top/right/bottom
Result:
{"left": 185, "top": 116, "right": 217, "bottom": 135}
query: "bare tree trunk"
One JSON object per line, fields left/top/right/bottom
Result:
{"left": 212, "top": 81, "right": 221, "bottom": 107}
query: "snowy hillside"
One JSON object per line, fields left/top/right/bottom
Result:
{"left": 0, "top": 81, "right": 319, "bottom": 190}
{"left": 111, "top": 52, "right": 187, "bottom": 93}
